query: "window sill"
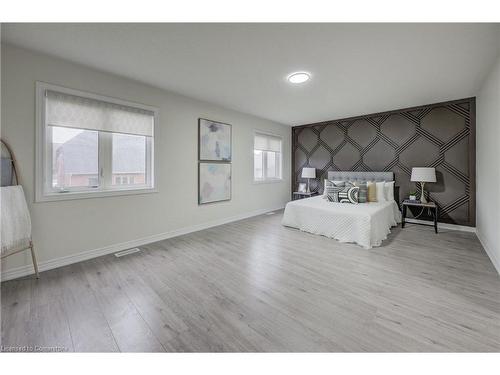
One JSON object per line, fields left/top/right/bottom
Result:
{"left": 253, "top": 179, "right": 283, "bottom": 185}
{"left": 35, "top": 186, "right": 158, "bottom": 203}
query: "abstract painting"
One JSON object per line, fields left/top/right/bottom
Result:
{"left": 199, "top": 162, "right": 231, "bottom": 204}
{"left": 199, "top": 118, "right": 231, "bottom": 161}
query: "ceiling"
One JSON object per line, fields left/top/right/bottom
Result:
{"left": 2, "top": 23, "right": 500, "bottom": 125}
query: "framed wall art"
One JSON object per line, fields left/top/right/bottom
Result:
{"left": 198, "top": 162, "right": 231, "bottom": 204}
{"left": 198, "top": 118, "right": 232, "bottom": 161}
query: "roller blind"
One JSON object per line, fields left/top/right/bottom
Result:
{"left": 46, "top": 90, "right": 154, "bottom": 137}
{"left": 254, "top": 133, "right": 281, "bottom": 152}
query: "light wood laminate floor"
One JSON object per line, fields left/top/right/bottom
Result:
{"left": 2, "top": 211, "right": 500, "bottom": 352}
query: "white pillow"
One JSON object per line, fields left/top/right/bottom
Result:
{"left": 376, "top": 181, "right": 386, "bottom": 202}
{"left": 384, "top": 181, "right": 395, "bottom": 202}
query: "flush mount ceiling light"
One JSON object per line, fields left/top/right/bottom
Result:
{"left": 287, "top": 71, "right": 311, "bottom": 84}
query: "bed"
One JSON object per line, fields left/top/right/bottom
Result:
{"left": 282, "top": 171, "right": 401, "bottom": 249}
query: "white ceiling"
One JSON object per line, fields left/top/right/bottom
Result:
{"left": 2, "top": 23, "right": 500, "bottom": 125}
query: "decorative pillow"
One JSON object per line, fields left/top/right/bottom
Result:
{"left": 376, "top": 181, "right": 386, "bottom": 202}
{"left": 323, "top": 179, "right": 345, "bottom": 195}
{"left": 384, "top": 181, "right": 395, "bottom": 202}
{"left": 324, "top": 181, "right": 347, "bottom": 202}
{"left": 338, "top": 186, "right": 359, "bottom": 204}
{"left": 353, "top": 181, "right": 368, "bottom": 203}
{"left": 367, "top": 181, "right": 377, "bottom": 202}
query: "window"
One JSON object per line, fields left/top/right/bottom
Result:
{"left": 36, "top": 82, "right": 157, "bottom": 201}
{"left": 254, "top": 132, "right": 282, "bottom": 182}
{"left": 112, "top": 133, "right": 146, "bottom": 187}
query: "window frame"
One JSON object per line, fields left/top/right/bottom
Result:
{"left": 35, "top": 81, "right": 158, "bottom": 202}
{"left": 253, "top": 130, "right": 283, "bottom": 184}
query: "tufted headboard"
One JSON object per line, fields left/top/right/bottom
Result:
{"left": 328, "top": 171, "right": 394, "bottom": 182}
{"left": 327, "top": 171, "right": 399, "bottom": 205}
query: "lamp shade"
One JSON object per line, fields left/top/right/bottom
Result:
{"left": 301, "top": 167, "right": 316, "bottom": 179}
{"left": 411, "top": 167, "right": 436, "bottom": 182}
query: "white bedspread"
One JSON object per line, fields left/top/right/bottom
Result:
{"left": 281, "top": 196, "right": 401, "bottom": 249}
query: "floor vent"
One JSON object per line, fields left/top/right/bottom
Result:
{"left": 114, "top": 248, "right": 141, "bottom": 258}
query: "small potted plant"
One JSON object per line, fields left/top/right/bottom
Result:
{"left": 409, "top": 190, "right": 417, "bottom": 201}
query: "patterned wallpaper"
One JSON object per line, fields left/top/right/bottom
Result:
{"left": 292, "top": 98, "right": 475, "bottom": 226}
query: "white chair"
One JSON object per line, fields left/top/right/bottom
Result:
{"left": 1, "top": 139, "right": 39, "bottom": 278}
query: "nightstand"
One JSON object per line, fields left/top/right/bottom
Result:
{"left": 292, "top": 191, "right": 318, "bottom": 200}
{"left": 401, "top": 200, "right": 438, "bottom": 233}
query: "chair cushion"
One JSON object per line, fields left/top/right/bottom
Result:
{"left": 1, "top": 185, "right": 32, "bottom": 256}
{"left": 1, "top": 238, "right": 31, "bottom": 257}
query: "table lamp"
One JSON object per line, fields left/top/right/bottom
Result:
{"left": 301, "top": 167, "right": 316, "bottom": 193}
{"left": 410, "top": 167, "right": 436, "bottom": 203}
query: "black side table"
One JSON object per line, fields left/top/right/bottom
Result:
{"left": 401, "top": 200, "right": 438, "bottom": 233}
{"left": 292, "top": 191, "right": 318, "bottom": 200}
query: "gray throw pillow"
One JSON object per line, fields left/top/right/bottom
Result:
{"left": 353, "top": 181, "right": 368, "bottom": 203}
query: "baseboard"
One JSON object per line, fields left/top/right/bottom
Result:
{"left": 1, "top": 205, "right": 285, "bottom": 282}
{"left": 476, "top": 229, "right": 500, "bottom": 275}
{"left": 404, "top": 218, "right": 476, "bottom": 233}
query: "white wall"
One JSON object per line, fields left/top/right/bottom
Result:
{"left": 476, "top": 52, "right": 500, "bottom": 274}
{"left": 0, "top": 44, "right": 291, "bottom": 278}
